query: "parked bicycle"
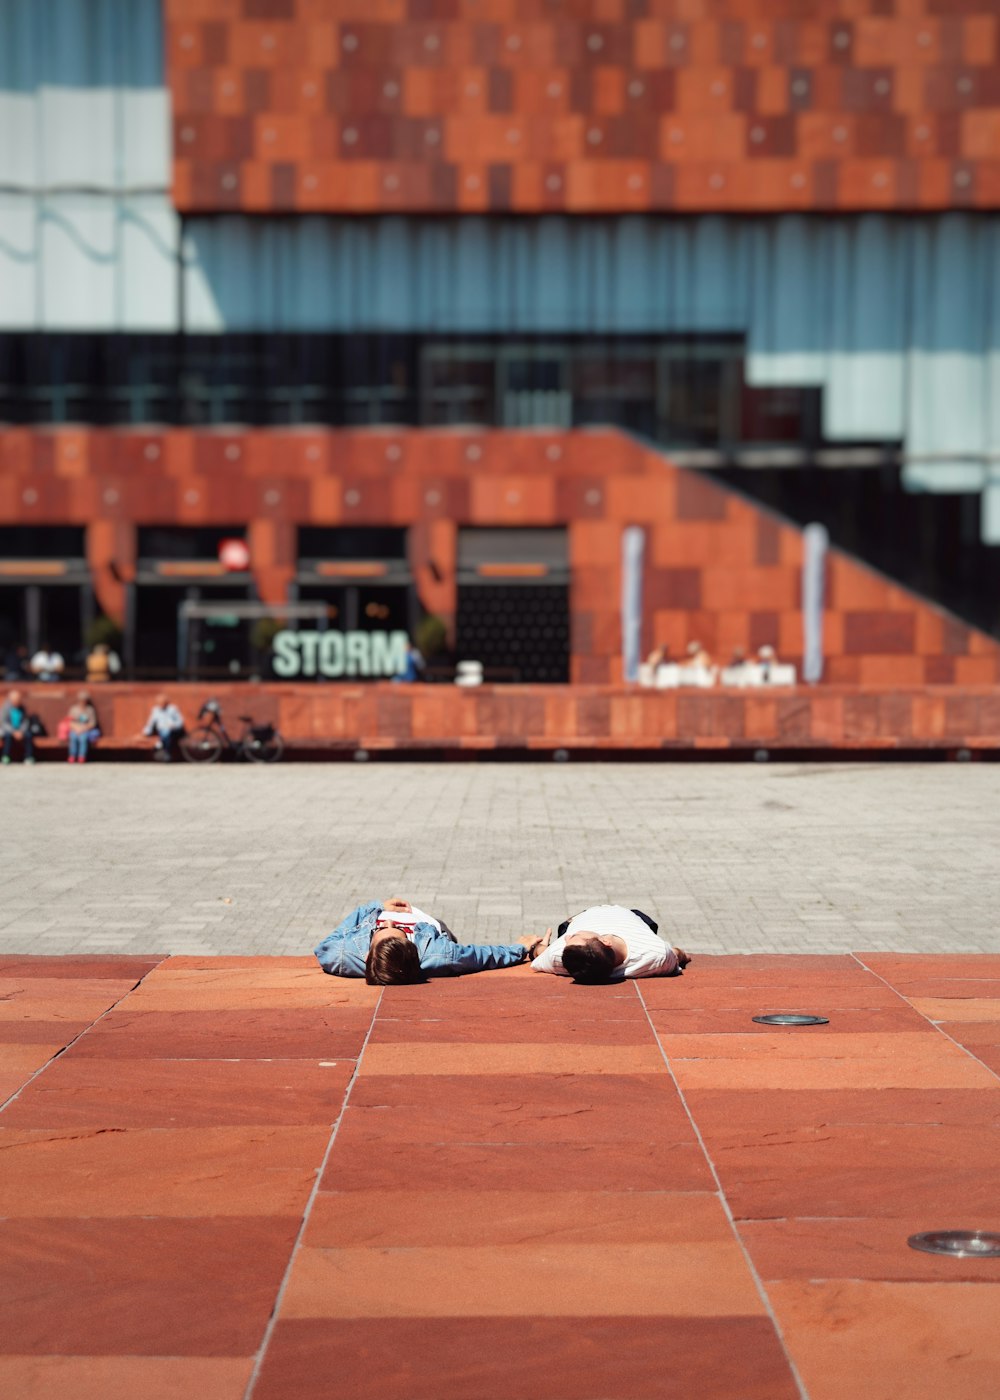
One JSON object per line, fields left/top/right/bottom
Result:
{"left": 180, "top": 700, "right": 284, "bottom": 764}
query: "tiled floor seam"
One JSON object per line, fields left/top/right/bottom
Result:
{"left": 242, "top": 988, "right": 384, "bottom": 1400}
{"left": 849, "top": 951, "right": 1000, "bottom": 1086}
{"left": 634, "top": 981, "right": 812, "bottom": 1400}
{"left": 0, "top": 956, "right": 171, "bottom": 1115}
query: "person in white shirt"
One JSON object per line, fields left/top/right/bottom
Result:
{"left": 531, "top": 905, "right": 690, "bottom": 984}
{"left": 30, "top": 647, "right": 65, "bottom": 682}
{"left": 141, "top": 694, "right": 186, "bottom": 762}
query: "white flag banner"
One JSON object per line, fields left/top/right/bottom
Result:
{"left": 802, "top": 522, "right": 828, "bottom": 684}
{"left": 621, "top": 525, "right": 645, "bottom": 683}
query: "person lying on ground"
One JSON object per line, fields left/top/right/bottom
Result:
{"left": 315, "top": 897, "right": 545, "bottom": 985}
{"left": 530, "top": 905, "right": 690, "bottom": 984}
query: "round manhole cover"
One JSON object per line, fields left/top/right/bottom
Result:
{"left": 908, "top": 1231, "right": 1000, "bottom": 1259}
{"left": 752, "top": 1013, "right": 830, "bottom": 1026}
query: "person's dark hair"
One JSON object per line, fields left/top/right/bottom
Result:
{"left": 365, "top": 935, "right": 423, "bottom": 986}
{"left": 562, "top": 938, "right": 618, "bottom": 985}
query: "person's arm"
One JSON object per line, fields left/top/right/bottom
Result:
{"left": 645, "top": 947, "right": 689, "bottom": 977}
{"left": 530, "top": 933, "right": 568, "bottom": 975}
{"left": 313, "top": 901, "right": 381, "bottom": 973}
{"left": 624, "top": 943, "right": 682, "bottom": 978}
{"left": 433, "top": 935, "right": 536, "bottom": 975}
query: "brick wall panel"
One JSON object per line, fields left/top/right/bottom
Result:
{"left": 844, "top": 610, "right": 918, "bottom": 654}
{"left": 3, "top": 426, "right": 999, "bottom": 690}
{"left": 168, "top": 2, "right": 1000, "bottom": 212}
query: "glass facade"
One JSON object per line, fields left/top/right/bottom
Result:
{"left": 0, "top": 332, "right": 822, "bottom": 450}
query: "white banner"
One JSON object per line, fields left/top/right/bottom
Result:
{"left": 621, "top": 526, "right": 645, "bottom": 684}
{"left": 802, "top": 523, "right": 828, "bottom": 684}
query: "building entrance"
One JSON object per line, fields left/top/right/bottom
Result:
{"left": 0, "top": 528, "right": 93, "bottom": 672}
{"left": 131, "top": 527, "right": 254, "bottom": 679}
{"left": 456, "top": 529, "right": 570, "bottom": 683}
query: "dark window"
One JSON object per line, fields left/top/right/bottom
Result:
{"left": 0, "top": 527, "right": 86, "bottom": 558}
{"left": 137, "top": 527, "right": 246, "bottom": 561}
{"left": 0, "top": 331, "right": 845, "bottom": 455}
{"left": 297, "top": 527, "right": 407, "bottom": 560}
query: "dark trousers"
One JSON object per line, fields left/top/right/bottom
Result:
{"left": 557, "top": 908, "right": 657, "bottom": 938}
{"left": 3, "top": 730, "right": 34, "bottom": 760}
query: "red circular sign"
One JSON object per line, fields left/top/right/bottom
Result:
{"left": 218, "top": 538, "right": 250, "bottom": 572}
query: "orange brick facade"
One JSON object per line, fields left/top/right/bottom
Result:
{"left": 3, "top": 426, "right": 999, "bottom": 687}
{"left": 167, "top": 0, "right": 1000, "bottom": 213}
{"left": 12, "top": 681, "right": 1000, "bottom": 753}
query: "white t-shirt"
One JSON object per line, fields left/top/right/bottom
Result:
{"left": 531, "top": 905, "right": 676, "bottom": 980}
{"left": 31, "top": 650, "right": 64, "bottom": 676}
{"left": 377, "top": 904, "right": 442, "bottom": 935}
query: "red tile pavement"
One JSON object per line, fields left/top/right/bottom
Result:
{"left": 1, "top": 954, "right": 999, "bottom": 1399}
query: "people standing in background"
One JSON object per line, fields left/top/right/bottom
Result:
{"left": 685, "top": 640, "right": 714, "bottom": 672}
{"left": 30, "top": 647, "right": 64, "bottom": 682}
{"left": 86, "top": 642, "right": 122, "bottom": 685}
{"left": 1, "top": 690, "right": 35, "bottom": 765}
{"left": 392, "top": 641, "right": 425, "bottom": 683}
{"left": 3, "top": 644, "right": 30, "bottom": 681}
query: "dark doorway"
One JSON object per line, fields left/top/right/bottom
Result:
{"left": 456, "top": 582, "right": 570, "bottom": 683}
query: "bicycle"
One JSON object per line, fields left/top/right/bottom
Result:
{"left": 180, "top": 700, "right": 285, "bottom": 764}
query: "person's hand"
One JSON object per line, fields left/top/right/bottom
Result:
{"left": 672, "top": 946, "right": 691, "bottom": 969}
{"left": 517, "top": 931, "right": 550, "bottom": 961}
{"left": 383, "top": 898, "right": 412, "bottom": 913}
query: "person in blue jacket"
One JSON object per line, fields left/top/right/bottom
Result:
{"left": 315, "top": 897, "right": 541, "bottom": 985}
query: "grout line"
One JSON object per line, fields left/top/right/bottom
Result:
{"left": 849, "top": 951, "right": 1000, "bottom": 1086}
{"left": 634, "top": 982, "right": 811, "bottom": 1400}
{"left": 243, "top": 987, "right": 384, "bottom": 1400}
{"left": 0, "top": 956, "right": 171, "bottom": 1116}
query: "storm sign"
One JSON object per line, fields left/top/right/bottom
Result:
{"left": 272, "top": 629, "right": 408, "bottom": 679}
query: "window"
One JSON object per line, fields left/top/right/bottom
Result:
{"left": 0, "top": 331, "right": 835, "bottom": 454}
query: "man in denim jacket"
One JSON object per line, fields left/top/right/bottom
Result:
{"left": 315, "top": 897, "right": 540, "bottom": 985}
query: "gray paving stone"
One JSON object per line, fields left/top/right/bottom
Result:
{"left": 0, "top": 762, "right": 997, "bottom": 956}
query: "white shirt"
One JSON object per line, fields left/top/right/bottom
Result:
{"left": 376, "top": 905, "right": 442, "bottom": 935}
{"left": 144, "top": 703, "right": 184, "bottom": 736}
{"left": 531, "top": 905, "right": 676, "bottom": 980}
{"left": 31, "top": 650, "right": 64, "bottom": 677}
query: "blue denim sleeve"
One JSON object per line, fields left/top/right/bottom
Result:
{"left": 313, "top": 901, "right": 380, "bottom": 966}
{"left": 445, "top": 941, "right": 527, "bottom": 973}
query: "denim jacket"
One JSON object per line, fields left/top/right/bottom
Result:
{"left": 314, "top": 901, "right": 527, "bottom": 978}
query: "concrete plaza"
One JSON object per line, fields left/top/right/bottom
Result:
{"left": 0, "top": 761, "right": 997, "bottom": 958}
{"left": 3, "top": 765, "right": 1000, "bottom": 1399}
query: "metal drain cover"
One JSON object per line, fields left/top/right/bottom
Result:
{"left": 752, "top": 1013, "right": 829, "bottom": 1026}
{"left": 908, "top": 1231, "right": 1000, "bottom": 1259}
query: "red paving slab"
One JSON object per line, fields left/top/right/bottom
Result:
{"left": 2, "top": 954, "right": 999, "bottom": 1399}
